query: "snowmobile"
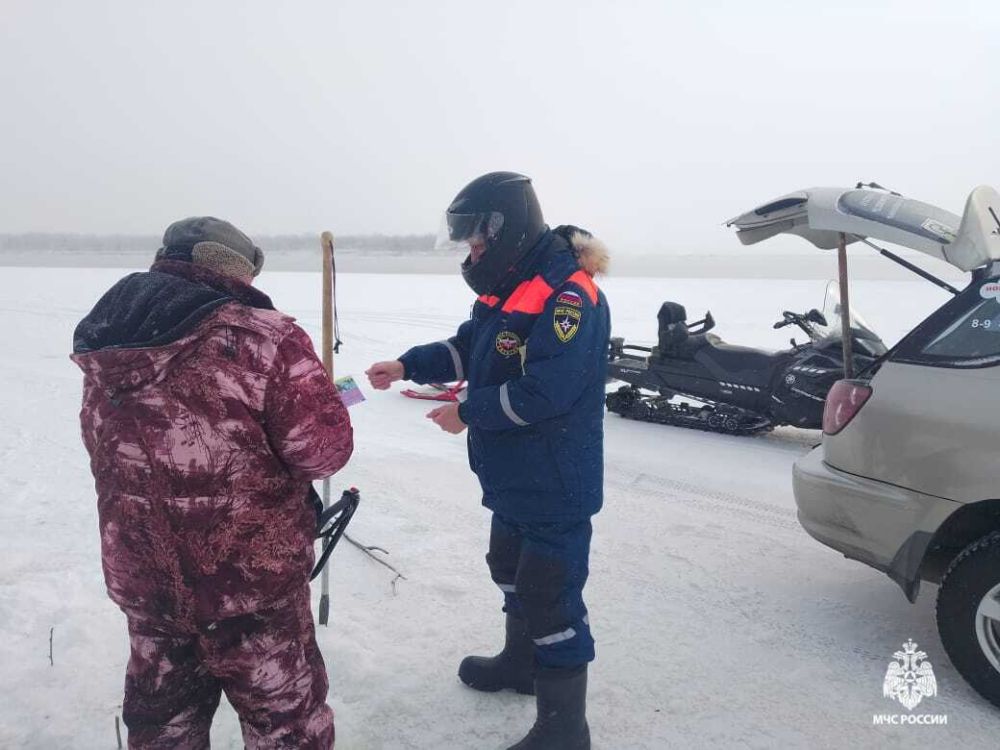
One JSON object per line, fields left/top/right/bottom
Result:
{"left": 605, "top": 281, "right": 888, "bottom": 434}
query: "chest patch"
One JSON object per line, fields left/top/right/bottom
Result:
{"left": 495, "top": 330, "right": 523, "bottom": 357}
{"left": 553, "top": 306, "right": 582, "bottom": 343}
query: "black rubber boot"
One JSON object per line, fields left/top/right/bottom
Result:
{"left": 506, "top": 665, "right": 590, "bottom": 750}
{"left": 458, "top": 614, "right": 535, "bottom": 695}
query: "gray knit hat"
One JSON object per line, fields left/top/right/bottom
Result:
{"left": 156, "top": 216, "right": 265, "bottom": 278}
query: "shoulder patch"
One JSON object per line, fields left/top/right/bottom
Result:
{"left": 556, "top": 290, "right": 583, "bottom": 308}
{"left": 553, "top": 306, "right": 582, "bottom": 343}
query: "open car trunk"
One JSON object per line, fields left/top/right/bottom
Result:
{"left": 725, "top": 185, "right": 1000, "bottom": 272}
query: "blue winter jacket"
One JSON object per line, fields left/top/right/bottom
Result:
{"left": 399, "top": 230, "right": 610, "bottom": 522}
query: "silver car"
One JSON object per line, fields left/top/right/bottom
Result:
{"left": 731, "top": 184, "right": 1000, "bottom": 707}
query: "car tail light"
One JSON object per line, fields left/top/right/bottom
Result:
{"left": 823, "top": 379, "right": 872, "bottom": 435}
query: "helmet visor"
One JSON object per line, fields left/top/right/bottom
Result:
{"left": 435, "top": 211, "right": 505, "bottom": 265}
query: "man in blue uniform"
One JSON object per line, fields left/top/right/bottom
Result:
{"left": 366, "top": 172, "right": 609, "bottom": 750}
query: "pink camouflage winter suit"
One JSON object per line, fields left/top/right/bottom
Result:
{"left": 71, "top": 258, "right": 352, "bottom": 749}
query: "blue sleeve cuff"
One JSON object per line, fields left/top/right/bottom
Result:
{"left": 397, "top": 351, "right": 417, "bottom": 382}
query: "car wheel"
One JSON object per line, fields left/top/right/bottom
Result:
{"left": 936, "top": 531, "right": 1000, "bottom": 708}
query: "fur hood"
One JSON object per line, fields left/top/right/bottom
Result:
{"left": 555, "top": 225, "right": 610, "bottom": 276}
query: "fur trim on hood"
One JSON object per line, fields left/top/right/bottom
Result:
{"left": 563, "top": 227, "right": 610, "bottom": 276}
{"left": 553, "top": 224, "right": 609, "bottom": 275}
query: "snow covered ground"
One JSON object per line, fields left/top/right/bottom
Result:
{"left": 2, "top": 265, "right": 998, "bottom": 749}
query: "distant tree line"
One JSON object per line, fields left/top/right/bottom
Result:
{"left": 0, "top": 232, "right": 438, "bottom": 254}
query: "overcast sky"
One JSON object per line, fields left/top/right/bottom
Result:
{"left": 1, "top": 1, "right": 998, "bottom": 253}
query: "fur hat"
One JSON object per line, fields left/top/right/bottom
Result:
{"left": 156, "top": 216, "right": 264, "bottom": 280}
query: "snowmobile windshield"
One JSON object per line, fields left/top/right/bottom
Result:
{"left": 435, "top": 211, "right": 505, "bottom": 264}
{"left": 814, "top": 280, "right": 883, "bottom": 345}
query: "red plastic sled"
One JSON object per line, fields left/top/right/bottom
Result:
{"left": 401, "top": 381, "right": 467, "bottom": 402}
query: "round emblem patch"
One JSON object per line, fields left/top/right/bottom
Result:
{"left": 495, "top": 330, "right": 523, "bottom": 357}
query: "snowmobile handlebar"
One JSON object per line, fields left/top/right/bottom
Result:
{"left": 774, "top": 309, "right": 828, "bottom": 336}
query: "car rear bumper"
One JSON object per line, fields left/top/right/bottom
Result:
{"left": 793, "top": 446, "right": 959, "bottom": 601}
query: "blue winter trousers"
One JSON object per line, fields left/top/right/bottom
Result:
{"left": 486, "top": 513, "right": 595, "bottom": 669}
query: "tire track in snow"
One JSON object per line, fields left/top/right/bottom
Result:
{"left": 348, "top": 311, "right": 459, "bottom": 333}
{"left": 610, "top": 472, "right": 800, "bottom": 532}
{"left": 0, "top": 305, "right": 88, "bottom": 319}
{"left": 604, "top": 474, "right": 907, "bottom": 669}
{"left": 606, "top": 470, "right": 924, "bottom": 669}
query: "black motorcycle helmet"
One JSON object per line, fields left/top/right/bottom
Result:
{"left": 436, "top": 172, "right": 546, "bottom": 296}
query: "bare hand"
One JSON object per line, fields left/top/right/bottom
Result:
{"left": 366, "top": 360, "right": 405, "bottom": 390}
{"left": 427, "top": 403, "right": 467, "bottom": 434}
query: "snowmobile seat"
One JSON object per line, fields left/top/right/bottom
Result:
{"left": 673, "top": 332, "right": 720, "bottom": 358}
{"left": 657, "top": 302, "right": 689, "bottom": 351}
{"left": 696, "top": 340, "right": 780, "bottom": 381}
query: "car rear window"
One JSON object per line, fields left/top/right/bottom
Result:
{"left": 893, "top": 276, "right": 1000, "bottom": 368}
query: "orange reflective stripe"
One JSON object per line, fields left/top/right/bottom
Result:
{"left": 501, "top": 276, "right": 554, "bottom": 314}
{"left": 481, "top": 272, "right": 596, "bottom": 313}
{"left": 567, "top": 270, "right": 599, "bottom": 304}
{"left": 499, "top": 280, "right": 531, "bottom": 312}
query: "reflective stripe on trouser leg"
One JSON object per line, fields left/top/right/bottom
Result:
{"left": 515, "top": 519, "right": 595, "bottom": 668}
{"left": 486, "top": 513, "right": 524, "bottom": 617}
{"left": 534, "top": 626, "right": 577, "bottom": 646}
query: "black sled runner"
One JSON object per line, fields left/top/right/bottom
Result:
{"left": 605, "top": 282, "right": 888, "bottom": 435}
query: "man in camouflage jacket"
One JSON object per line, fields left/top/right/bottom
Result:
{"left": 71, "top": 217, "right": 353, "bottom": 749}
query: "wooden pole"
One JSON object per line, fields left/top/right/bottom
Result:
{"left": 319, "top": 231, "right": 335, "bottom": 625}
{"left": 837, "top": 232, "right": 855, "bottom": 379}
{"left": 321, "top": 232, "right": 335, "bottom": 379}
